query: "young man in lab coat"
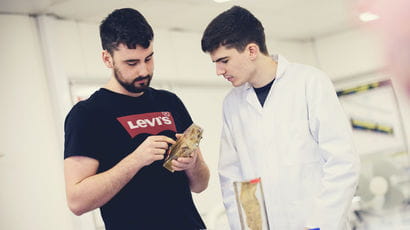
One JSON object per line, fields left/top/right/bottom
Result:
{"left": 201, "top": 6, "right": 360, "bottom": 230}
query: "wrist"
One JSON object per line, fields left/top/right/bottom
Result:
{"left": 129, "top": 150, "right": 146, "bottom": 169}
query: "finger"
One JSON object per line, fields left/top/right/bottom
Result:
{"left": 153, "top": 141, "right": 169, "bottom": 149}
{"left": 160, "top": 136, "right": 176, "bottom": 145}
{"left": 171, "top": 165, "right": 185, "bottom": 171}
{"left": 153, "top": 148, "right": 166, "bottom": 155}
{"left": 172, "top": 159, "right": 187, "bottom": 168}
{"left": 175, "top": 133, "right": 183, "bottom": 139}
{"left": 154, "top": 154, "right": 165, "bottom": 160}
{"left": 151, "top": 135, "right": 176, "bottom": 145}
{"left": 175, "top": 157, "right": 192, "bottom": 164}
{"left": 171, "top": 160, "right": 188, "bottom": 171}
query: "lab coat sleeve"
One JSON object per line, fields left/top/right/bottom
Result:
{"left": 218, "top": 101, "right": 242, "bottom": 230}
{"left": 305, "top": 72, "right": 360, "bottom": 230}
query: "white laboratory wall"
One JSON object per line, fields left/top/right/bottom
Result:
{"left": 314, "top": 27, "right": 385, "bottom": 80}
{"left": 0, "top": 15, "right": 74, "bottom": 230}
{"left": 267, "top": 38, "right": 319, "bottom": 67}
{"left": 77, "top": 23, "right": 111, "bottom": 79}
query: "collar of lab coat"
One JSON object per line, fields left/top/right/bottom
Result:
{"left": 243, "top": 54, "right": 290, "bottom": 90}
{"left": 241, "top": 54, "right": 290, "bottom": 113}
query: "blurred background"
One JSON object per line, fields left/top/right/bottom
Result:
{"left": 0, "top": 0, "right": 409, "bottom": 229}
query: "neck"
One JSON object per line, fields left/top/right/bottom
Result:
{"left": 104, "top": 77, "right": 144, "bottom": 97}
{"left": 250, "top": 55, "right": 277, "bottom": 88}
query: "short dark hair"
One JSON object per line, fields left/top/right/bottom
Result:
{"left": 201, "top": 6, "right": 268, "bottom": 55}
{"left": 100, "top": 8, "right": 153, "bottom": 55}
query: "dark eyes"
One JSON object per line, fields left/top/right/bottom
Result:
{"left": 221, "top": 59, "right": 229, "bottom": 64}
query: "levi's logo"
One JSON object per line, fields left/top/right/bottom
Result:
{"left": 116, "top": 112, "right": 176, "bottom": 138}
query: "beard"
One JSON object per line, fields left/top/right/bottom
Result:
{"left": 114, "top": 67, "right": 152, "bottom": 93}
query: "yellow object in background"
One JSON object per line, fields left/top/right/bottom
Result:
{"left": 350, "top": 118, "right": 394, "bottom": 135}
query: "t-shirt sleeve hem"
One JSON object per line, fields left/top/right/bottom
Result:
{"left": 64, "top": 152, "right": 100, "bottom": 161}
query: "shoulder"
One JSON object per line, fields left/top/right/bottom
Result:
{"left": 275, "top": 55, "right": 329, "bottom": 83}
{"left": 281, "top": 62, "right": 334, "bottom": 93}
{"left": 149, "top": 87, "right": 179, "bottom": 100}
{"left": 224, "top": 87, "right": 240, "bottom": 101}
{"left": 288, "top": 62, "right": 329, "bottom": 81}
{"left": 67, "top": 100, "right": 91, "bottom": 117}
{"left": 287, "top": 64, "right": 338, "bottom": 101}
{"left": 149, "top": 88, "right": 189, "bottom": 109}
{"left": 65, "top": 101, "right": 94, "bottom": 126}
{"left": 222, "top": 85, "right": 246, "bottom": 112}
{"left": 71, "top": 89, "right": 107, "bottom": 112}
{"left": 65, "top": 90, "right": 104, "bottom": 124}
{"left": 297, "top": 64, "right": 334, "bottom": 89}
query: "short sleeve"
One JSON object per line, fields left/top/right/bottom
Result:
{"left": 64, "top": 103, "right": 102, "bottom": 160}
{"left": 171, "top": 94, "right": 193, "bottom": 132}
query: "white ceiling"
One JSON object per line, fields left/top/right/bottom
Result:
{"left": 0, "top": 0, "right": 362, "bottom": 40}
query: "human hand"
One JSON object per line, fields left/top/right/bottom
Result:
{"left": 163, "top": 125, "right": 203, "bottom": 172}
{"left": 133, "top": 135, "right": 175, "bottom": 167}
{"left": 171, "top": 148, "right": 199, "bottom": 171}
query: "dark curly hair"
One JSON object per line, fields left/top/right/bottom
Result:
{"left": 100, "top": 8, "right": 153, "bottom": 55}
{"left": 201, "top": 6, "right": 268, "bottom": 55}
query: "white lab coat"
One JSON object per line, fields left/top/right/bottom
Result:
{"left": 219, "top": 55, "right": 360, "bottom": 230}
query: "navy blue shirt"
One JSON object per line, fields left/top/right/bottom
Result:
{"left": 254, "top": 79, "right": 275, "bottom": 107}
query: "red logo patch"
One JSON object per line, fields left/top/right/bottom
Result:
{"left": 117, "top": 112, "right": 176, "bottom": 138}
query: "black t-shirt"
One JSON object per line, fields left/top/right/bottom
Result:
{"left": 254, "top": 79, "right": 275, "bottom": 107}
{"left": 64, "top": 88, "right": 206, "bottom": 230}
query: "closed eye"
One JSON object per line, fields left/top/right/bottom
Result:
{"left": 213, "top": 56, "right": 229, "bottom": 64}
{"left": 127, "top": 62, "right": 137, "bottom": 66}
{"left": 145, "top": 53, "right": 154, "bottom": 62}
{"left": 145, "top": 57, "right": 152, "bottom": 63}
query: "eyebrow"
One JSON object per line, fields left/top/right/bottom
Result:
{"left": 124, "top": 52, "right": 154, "bottom": 62}
{"left": 213, "top": 56, "right": 228, "bottom": 63}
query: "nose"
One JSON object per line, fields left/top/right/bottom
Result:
{"left": 138, "top": 62, "right": 150, "bottom": 77}
{"left": 216, "top": 63, "right": 225, "bottom": 76}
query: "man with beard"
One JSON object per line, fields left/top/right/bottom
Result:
{"left": 63, "top": 8, "right": 209, "bottom": 230}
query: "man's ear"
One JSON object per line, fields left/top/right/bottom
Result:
{"left": 102, "top": 50, "right": 114, "bottom": 68}
{"left": 247, "top": 43, "right": 259, "bottom": 60}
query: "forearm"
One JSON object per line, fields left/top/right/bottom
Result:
{"left": 185, "top": 151, "right": 210, "bottom": 193}
{"left": 66, "top": 153, "right": 144, "bottom": 215}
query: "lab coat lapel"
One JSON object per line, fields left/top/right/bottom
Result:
{"left": 259, "top": 54, "right": 290, "bottom": 167}
{"left": 244, "top": 83, "right": 263, "bottom": 115}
